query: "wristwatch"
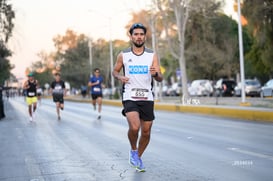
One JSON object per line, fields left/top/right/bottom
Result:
{"left": 152, "top": 72, "right": 158, "bottom": 77}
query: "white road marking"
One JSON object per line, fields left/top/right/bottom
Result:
{"left": 228, "top": 147, "right": 273, "bottom": 161}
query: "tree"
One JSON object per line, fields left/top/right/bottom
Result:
{"left": 156, "top": 0, "right": 225, "bottom": 99}
{"left": 28, "top": 28, "right": 129, "bottom": 90}
{"left": 0, "top": 0, "right": 15, "bottom": 84}
{"left": 0, "top": 0, "right": 14, "bottom": 42}
{"left": 51, "top": 30, "right": 88, "bottom": 88}
{"left": 160, "top": 0, "right": 191, "bottom": 98}
{"left": 29, "top": 51, "right": 56, "bottom": 88}
{"left": 242, "top": 0, "right": 273, "bottom": 82}
{"left": 0, "top": 41, "right": 12, "bottom": 84}
{"left": 186, "top": 12, "right": 250, "bottom": 81}
{"left": 60, "top": 38, "right": 90, "bottom": 88}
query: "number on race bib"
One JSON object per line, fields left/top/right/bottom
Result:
{"left": 28, "top": 92, "right": 35, "bottom": 96}
{"left": 94, "top": 87, "right": 101, "bottom": 92}
{"left": 131, "top": 88, "right": 149, "bottom": 100}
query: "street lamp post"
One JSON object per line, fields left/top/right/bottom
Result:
{"left": 108, "top": 18, "right": 115, "bottom": 91}
{"left": 237, "top": 0, "right": 246, "bottom": 104}
{"left": 87, "top": 10, "right": 115, "bottom": 90}
{"left": 88, "top": 39, "right": 93, "bottom": 77}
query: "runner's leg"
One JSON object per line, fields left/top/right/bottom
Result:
{"left": 97, "top": 96, "right": 102, "bottom": 119}
{"left": 92, "top": 97, "right": 96, "bottom": 110}
{"left": 138, "top": 120, "right": 153, "bottom": 157}
{"left": 56, "top": 102, "right": 60, "bottom": 119}
{"left": 126, "top": 111, "right": 141, "bottom": 150}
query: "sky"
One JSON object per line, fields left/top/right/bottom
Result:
{"left": 7, "top": 0, "right": 237, "bottom": 79}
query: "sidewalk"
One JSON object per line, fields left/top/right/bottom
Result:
{"left": 65, "top": 95, "right": 273, "bottom": 122}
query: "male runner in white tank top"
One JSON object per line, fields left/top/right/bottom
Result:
{"left": 112, "top": 23, "right": 163, "bottom": 172}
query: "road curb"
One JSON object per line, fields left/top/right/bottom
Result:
{"left": 65, "top": 97, "right": 273, "bottom": 122}
{"left": 154, "top": 104, "right": 273, "bottom": 122}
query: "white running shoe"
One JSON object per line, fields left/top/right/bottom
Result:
{"left": 29, "top": 117, "right": 33, "bottom": 122}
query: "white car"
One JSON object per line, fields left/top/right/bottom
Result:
{"left": 260, "top": 79, "right": 273, "bottom": 98}
{"left": 234, "top": 79, "right": 261, "bottom": 97}
{"left": 188, "top": 79, "right": 213, "bottom": 96}
{"left": 166, "top": 82, "right": 182, "bottom": 96}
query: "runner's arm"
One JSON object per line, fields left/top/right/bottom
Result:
{"left": 150, "top": 54, "right": 163, "bottom": 82}
{"left": 112, "top": 52, "right": 129, "bottom": 83}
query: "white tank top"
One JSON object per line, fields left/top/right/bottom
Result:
{"left": 122, "top": 47, "right": 154, "bottom": 101}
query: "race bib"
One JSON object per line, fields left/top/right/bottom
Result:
{"left": 28, "top": 92, "right": 35, "bottom": 96}
{"left": 94, "top": 87, "right": 101, "bottom": 92}
{"left": 131, "top": 88, "right": 149, "bottom": 99}
{"left": 54, "top": 85, "right": 62, "bottom": 90}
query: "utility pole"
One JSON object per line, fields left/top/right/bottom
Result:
{"left": 237, "top": 0, "right": 246, "bottom": 104}
{"left": 109, "top": 18, "right": 114, "bottom": 92}
{"left": 88, "top": 39, "right": 93, "bottom": 77}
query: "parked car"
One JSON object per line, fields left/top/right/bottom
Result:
{"left": 169, "top": 82, "right": 182, "bottom": 96}
{"left": 102, "top": 88, "right": 111, "bottom": 98}
{"left": 234, "top": 79, "right": 261, "bottom": 97}
{"left": 188, "top": 79, "right": 213, "bottom": 96}
{"left": 260, "top": 79, "right": 273, "bottom": 98}
{"left": 214, "top": 79, "right": 236, "bottom": 97}
{"left": 162, "top": 85, "right": 169, "bottom": 96}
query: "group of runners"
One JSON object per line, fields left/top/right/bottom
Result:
{"left": 23, "top": 70, "right": 103, "bottom": 121}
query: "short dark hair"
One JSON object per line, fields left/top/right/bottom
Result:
{"left": 129, "top": 23, "right": 147, "bottom": 35}
{"left": 94, "top": 68, "right": 100, "bottom": 72}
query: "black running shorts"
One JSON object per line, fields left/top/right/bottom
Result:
{"left": 91, "top": 94, "right": 103, "bottom": 100}
{"left": 53, "top": 94, "right": 64, "bottom": 104}
{"left": 122, "top": 100, "right": 155, "bottom": 121}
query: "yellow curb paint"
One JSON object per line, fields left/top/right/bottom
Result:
{"left": 239, "top": 102, "right": 251, "bottom": 106}
{"left": 64, "top": 97, "right": 273, "bottom": 122}
{"left": 155, "top": 104, "right": 273, "bottom": 122}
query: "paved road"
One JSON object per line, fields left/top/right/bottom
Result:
{"left": 1, "top": 98, "right": 273, "bottom": 181}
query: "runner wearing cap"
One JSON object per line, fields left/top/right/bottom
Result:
{"left": 23, "top": 72, "right": 40, "bottom": 122}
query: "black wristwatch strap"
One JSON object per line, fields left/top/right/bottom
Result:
{"left": 152, "top": 72, "right": 158, "bottom": 77}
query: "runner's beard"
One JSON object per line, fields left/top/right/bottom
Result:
{"left": 133, "top": 41, "right": 144, "bottom": 48}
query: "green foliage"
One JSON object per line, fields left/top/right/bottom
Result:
{"left": 34, "top": 70, "right": 53, "bottom": 89}
{"left": 0, "top": 57, "right": 12, "bottom": 85}
{"left": 159, "top": 53, "right": 179, "bottom": 83}
{"left": 29, "top": 29, "right": 130, "bottom": 90}
{"left": 0, "top": 0, "right": 15, "bottom": 85}
{"left": 185, "top": 12, "right": 246, "bottom": 81}
{"left": 242, "top": 0, "right": 273, "bottom": 81}
{"left": 156, "top": 0, "right": 252, "bottom": 84}
{"left": 60, "top": 39, "right": 90, "bottom": 88}
{"left": 0, "top": 0, "right": 15, "bottom": 42}
{"left": 0, "top": 41, "right": 12, "bottom": 84}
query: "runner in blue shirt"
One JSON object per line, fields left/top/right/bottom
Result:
{"left": 88, "top": 68, "right": 104, "bottom": 120}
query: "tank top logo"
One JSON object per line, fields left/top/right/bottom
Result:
{"left": 129, "top": 65, "right": 148, "bottom": 74}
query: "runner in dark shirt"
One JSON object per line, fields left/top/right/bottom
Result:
{"left": 23, "top": 72, "right": 40, "bottom": 122}
{"left": 50, "top": 72, "right": 66, "bottom": 120}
